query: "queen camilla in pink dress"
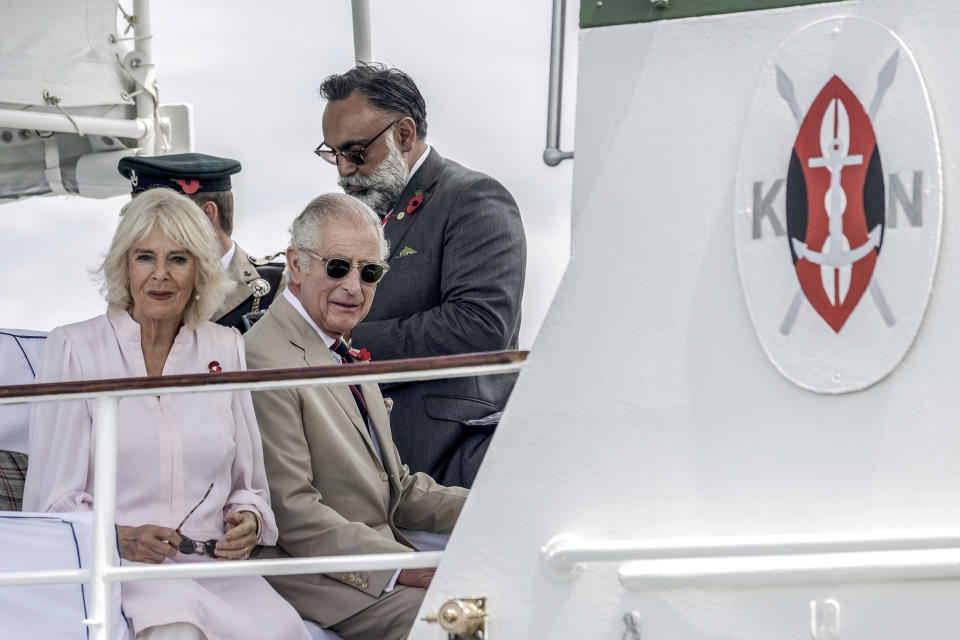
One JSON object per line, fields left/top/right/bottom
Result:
{"left": 23, "top": 189, "right": 309, "bottom": 640}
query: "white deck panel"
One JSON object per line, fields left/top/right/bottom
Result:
{"left": 412, "top": 1, "right": 960, "bottom": 638}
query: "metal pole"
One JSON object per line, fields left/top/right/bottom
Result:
{"left": 0, "top": 548, "right": 444, "bottom": 587}
{"left": 132, "top": 0, "right": 152, "bottom": 59}
{"left": 0, "top": 568, "right": 89, "bottom": 587}
{"left": 131, "top": 0, "right": 157, "bottom": 153}
{"left": 84, "top": 396, "right": 119, "bottom": 640}
{"left": 619, "top": 548, "right": 960, "bottom": 590}
{"left": 0, "top": 356, "right": 527, "bottom": 406}
{"left": 351, "top": 0, "right": 373, "bottom": 64}
{"left": 0, "top": 108, "right": 147, "bottom": 139}
{"left": 542, "top": 530, "right": 960, "bottom": 578}
{"left": 544, "top": 0, "right": 574, "bottom": 166}
{"left": 107, "top": 550, "right": 445, "bottom": 582}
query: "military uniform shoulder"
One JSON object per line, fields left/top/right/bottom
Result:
{"left": 216, "top": 246, "right": 285, "bottom": 334}
{"left": 248, "top": 251, "right": 285, "bottom": 267}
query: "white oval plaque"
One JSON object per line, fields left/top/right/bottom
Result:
{"left": 734, "top": 17, "right": 942, "bottom": 393}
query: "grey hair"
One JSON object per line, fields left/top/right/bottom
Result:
{"left": 97, "top": 187, "right": 231, "bottom": 327}
{"left": 319, "top": 64, "right": 428, "bottom": 141}
{"left": 289, "top": 193, "right": 389, "bottom": 272}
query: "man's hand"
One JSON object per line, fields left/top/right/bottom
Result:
{"left": 117, "top": 524, "right": 179, "bottom": 563}
{"left": 216, "top": 511, "right": 258, "bottom": 560}
{"left": 397, "top": 568, "right": 435, "bottom": 589}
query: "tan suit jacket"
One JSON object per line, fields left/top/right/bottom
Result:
{"left": 243, "top": 295, "right": 468, "bottom": 627}
{"left": 211, "top": 244, "right": 287, "bottom": 322}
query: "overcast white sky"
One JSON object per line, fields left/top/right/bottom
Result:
{"left": 0, "top": 1, "right": 579, "bottom": 349}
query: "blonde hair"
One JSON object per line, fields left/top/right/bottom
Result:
{"left": 98, "top": 188, "right": 231, "bottom": 327}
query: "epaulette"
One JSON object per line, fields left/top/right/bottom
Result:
{"left": 248, "top": 251, "right": 285, "bottom": 266}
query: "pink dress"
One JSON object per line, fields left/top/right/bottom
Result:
{"left": 23, "top": 312, "right": 309, "bottom": 640}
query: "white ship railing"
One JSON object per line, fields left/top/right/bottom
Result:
{"left": 0, "top": 350, "right": 526, "bottom": 640}
{"left": 541, "top": 530, "right": 960, "bottom": 589}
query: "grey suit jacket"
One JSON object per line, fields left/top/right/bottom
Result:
{"left": 351, "top": 147, "right": 526, "bottom": 488}
{"left": 244, "top": 295, "right": 467, "bottom": 627}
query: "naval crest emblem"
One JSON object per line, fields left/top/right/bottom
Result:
{"left": 734, "top": 17, "right": 942, "bottom": 393}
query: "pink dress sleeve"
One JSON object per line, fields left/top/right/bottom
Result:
{"left": 22, "top": 327, "right": 95, "bottom": 513}
{"left": 221, "top": 331, "right": 279, "bottom": 544}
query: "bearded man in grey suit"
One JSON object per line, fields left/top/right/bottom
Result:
{"left": 316, "top": 64, "right": 527, "bottom": 488}
{"left": 245, "top": 193, "right": 467, "bottom": 640}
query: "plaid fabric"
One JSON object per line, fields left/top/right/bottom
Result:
{"left": 0, "top": 450, "right": 27, "bottom": 511}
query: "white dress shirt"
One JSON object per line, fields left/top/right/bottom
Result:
{"left": 220, "top": 241, "right": 236, "bottom": 270}
{"left": 404, "top": 144, "right": 431, "bottom": 189}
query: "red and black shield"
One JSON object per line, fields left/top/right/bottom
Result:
{"left": 786, "top": 76, "right": 885, "bottom": 333}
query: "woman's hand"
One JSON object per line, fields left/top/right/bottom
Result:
{"left": 216, "top": 511, "right": 259, "bottom": 560}
{"left": 117, "top": 524, "right": 180, "bottom": 563}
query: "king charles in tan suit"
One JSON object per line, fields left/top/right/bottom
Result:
{"left": 244, "top": 193, "right": 467, "bottom": 640}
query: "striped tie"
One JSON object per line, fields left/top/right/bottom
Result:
{"left": 331, "top": 340, "right": 368, "bottom": 423}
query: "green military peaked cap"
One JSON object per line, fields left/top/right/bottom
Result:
{"left": 118, "top": 153, "right": 242, "bottom": 195}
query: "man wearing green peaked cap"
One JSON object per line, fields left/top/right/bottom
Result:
{"left": 118, "top": 152, "right": 285, "bottom": 332}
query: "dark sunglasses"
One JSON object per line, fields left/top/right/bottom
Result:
{"left": 301, "top": 248, "right": 389, "bottom": 284}
{"left": 314, "top": 119, "right": 401, "bottom": 166}
{"left": 174, "top": 482, "right": 219, "bottom": 558}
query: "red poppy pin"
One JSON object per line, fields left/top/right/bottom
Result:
{"left": 174, "top": 178, "right": 201, "bottom": 195}
{"left": 208, "top": 361, "right": 222, "bottom": 374}
{"left": 405, "top": 188, "right": 425, "bottom": 214}
{"left": 348, "top": 347, "right": 372, "bottom": 361}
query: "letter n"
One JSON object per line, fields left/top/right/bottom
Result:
{"left": 887, "top": 171, "right": 923, "bottom": 228}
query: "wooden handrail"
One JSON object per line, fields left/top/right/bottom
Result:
{"left": 0, "top": 350, "right": 528, "bottom": 400}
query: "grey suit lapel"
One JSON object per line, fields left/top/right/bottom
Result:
{"left": 382, "top": 148, "right": 444, "bottom": 261}
{"left": 271, "top": 297, "right": 382, "bottom": 463}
